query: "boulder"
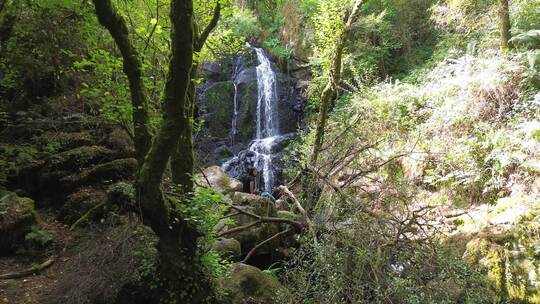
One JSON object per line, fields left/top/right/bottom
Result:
{"left": 106, "top": 128, "right": 135, "bottom": 156}
{"left": 212, "top": 237, "right": 241, "bottom": 260}
{"left": 59, "top": 187, "right": 107, "bottom": 224}
{"left": 0, "top": 191, "right": 37, "bottom": 253}
{"left": 196, "top": 166, "right": 242, "bottom": 196}
{"left": 13, "top": 145, "right": 120, "bottom": 196}
{"left": 60, "top": 158, "right": 137, "bottom": 190}
{"left": 221, "top": 263, "right": 282, "bottom": 304}
{"left": 232, "top": 192, "right": 275, "bottom": 216}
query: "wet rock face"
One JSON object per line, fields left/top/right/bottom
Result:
{"left": 195, "top": 48, "right": 305, "bottom": 180}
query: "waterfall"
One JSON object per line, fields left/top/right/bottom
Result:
{"left": 222, "top": 47, "right": 289, "bottom": 192}
{"left": 251, "top": 48, "right": 281, "bottom": 191}
{"left": 254, "top": 48, "right": 279, "bottom": 138}
{"left": 230, "top": 57, "right": 242, "bottom": 146}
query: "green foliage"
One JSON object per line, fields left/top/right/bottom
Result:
{"left": 175, "top": 187, "right": 232, "bottom": 279}
{"left": 277, "top": 232, "right": 492, "bottom": 304}
{"left": 0, "top": 1, "right": 89, "bottom": 111}
{"left": 263, "top": 37, "right": 292, "bottom": 59}
{"left": 178, "top": 187, "right": 227, "bottom": 236}
{"left": 228, "top": 8, "right": 261, "bottom": 38}
{"left": 24, "top": 225, "right": 54, "bottom": 249}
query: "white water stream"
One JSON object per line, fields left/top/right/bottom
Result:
{"left": 223, "top": 47, "right": 286, "bottom": 192}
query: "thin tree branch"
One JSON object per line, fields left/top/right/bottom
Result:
{"left": 242, "top": 228, "right": 294, "bottom": 263}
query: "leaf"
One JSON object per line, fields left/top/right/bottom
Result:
{"left": 150, "top": 18, "right": 158, "bottom": 26}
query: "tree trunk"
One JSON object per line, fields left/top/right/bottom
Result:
{"left": 499, "top": 0, "right": 512, "bottom": 51}
{"left": 310, "top": 0, "right": 363, "bottom": 166}
{"left": 93, "top": 0, "right": 215, "bottom": 302}
{"left": 170, "top": 67, "right": 196, "bottom": 191}
{"left": 92, "top": 0, "right": 152, "bottom": 165}
{"left": 170, "top": 2, "right": 220, "bottom": 189}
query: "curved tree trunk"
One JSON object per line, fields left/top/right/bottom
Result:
{"left": 92, "top": 0, "right": 152, "bottom": 165}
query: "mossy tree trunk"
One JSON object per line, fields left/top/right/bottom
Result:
{"left": 92, "top": 0, "right": 152, "bottom": 165}
{"left": 310, "top": 0, "right": 364, "bottom": 166}
{"left": 92, "top": 0, "right": 221, "bottom": 302}
{"left": 170, "top": 3, "right": 220, "bottom": 189}
{"left": 498, "top": 0, "right": 512, "bottom": 51}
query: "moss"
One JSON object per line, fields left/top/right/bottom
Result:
{"left": 464, "top": 236, "right": 540, "bottom": 303}
{"left": 276, "top": 210, "right": 301, "bottom": 221}
{"left": 203, "top": 81, "right": 234, "bottom": 138}
{"left": 0, "top": 192, "right": 37, "bottom": 253}
{"left": 221, "top": 263, "right": 282, "bottom": 303}
{"left": 238, "top": 82, "right": 257, "bottom": 143}
{"left": 485, "top": 246, "right": 507, "bottom": 301}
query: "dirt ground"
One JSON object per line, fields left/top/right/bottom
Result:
{"left": 0, "top": 211, "right": 73, "bottom": 304}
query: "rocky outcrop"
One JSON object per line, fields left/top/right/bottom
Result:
{"left": 0, "top": 191, "right": 37, "bottom": 253}
{"left": 195, "top": 166, "right": 242, "bottom": 196}
{"left": 446, "top": 203, "right": 540, "bottom": 303}
{"left": 220, "top": 263, "right": 283, "bottom": 304}
{"left": 4, "top": 114, "right": 136, "bottom": 226}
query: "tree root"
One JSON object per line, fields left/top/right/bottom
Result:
{"left": 0, "top": 258, "right": 55, "bottom": 280}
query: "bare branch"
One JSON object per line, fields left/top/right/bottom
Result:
{"left": 242, "top": 229, "right": 294, "bottom": 263}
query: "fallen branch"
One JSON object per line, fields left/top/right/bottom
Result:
{"left": 242, "top": 228, "right": 294, "bottom": 263}
{"left": 218, "top": 220, "right": 262, "bottom": 237}
{"left": 277, "top": 185, "right": 318, "bottom": 245}
{"left": 217, "top": 202, "right": 304, "bottom": 238}
{"left": 0, "top": 258, "right": 55, "bottom": 280}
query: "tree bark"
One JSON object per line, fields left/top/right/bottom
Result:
{"left": 170, "top": 2, "right": 221, "bottom": 189}
{"left": 92, "top": 0, "right": 152, "bottom": 165}
{"left": 93, "top": 0, "right": 215, "bottom": 302}
{"left": 499, "top": 0, "right": 512, "bottom": 51}
{"left": 310, "top": 0, "right": 363, "bottom": 166}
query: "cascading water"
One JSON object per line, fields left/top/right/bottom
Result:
{"left": 252, "top": 47, "right": 281, "bottom": 191}
{"left": 222, "top": 47, "right": 288, "bottom": 191}
{"left": 230, "top": 57, "right": 242, "bottom": 146}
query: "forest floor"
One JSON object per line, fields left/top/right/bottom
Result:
{"left": 0, "top": 211, "right": 73, "bottom": 304}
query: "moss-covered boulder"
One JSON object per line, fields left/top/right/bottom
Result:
{"left": 463, "top": 236, "right": 540, "bottom": 303}
{"left": 60, "top": 158, "right": 137, "bottom": 190}
{"left": 59, "top": 187, "right": 107, "bottom": 225}
{"left": 232, "top": 192, "right": 275, "bottom": 216}
{"left": 196, "top": 166, "right": 242, "bottom": 196}
{"left": 221, "top": 263, "right": 282, "bottom": 304}
{"left": 0, "top": 191, "right": 37, "bottom": 253}
{"left": 13, "top": 145, "right": 120, "bottom": 196}
{"left": 212, "top": 237, "right": 241, "bottom": 260}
